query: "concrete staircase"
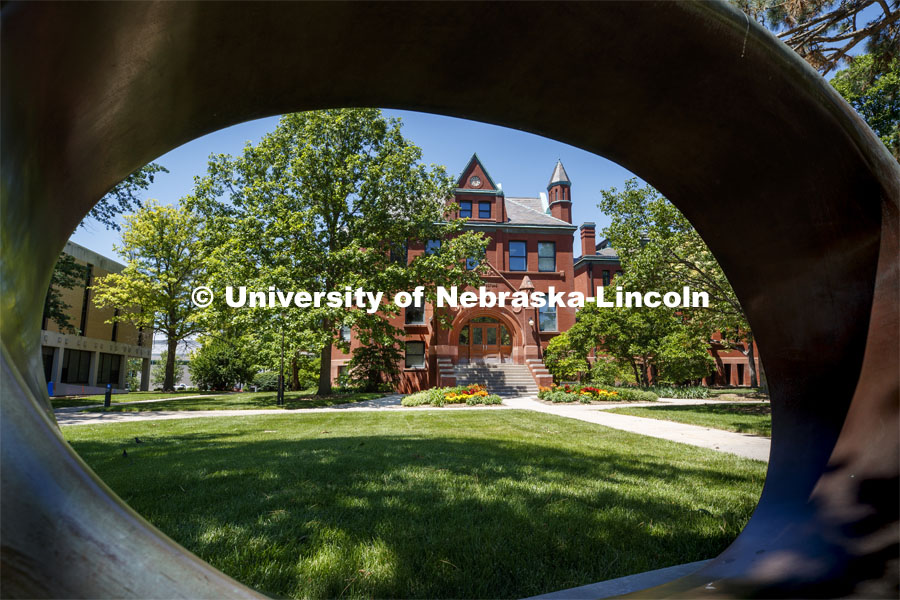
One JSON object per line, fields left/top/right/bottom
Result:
{"left": 453, "top": 363, "right": 539, "bottom": 397}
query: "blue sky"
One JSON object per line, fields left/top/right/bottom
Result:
{"left": 69, "top": 109, "right": 641, "bottom": 260}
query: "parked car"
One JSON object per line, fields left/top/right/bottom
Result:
{"left": 174, "top": 384, "right": 187, "bottom": 391}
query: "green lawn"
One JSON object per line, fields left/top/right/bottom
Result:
{"left": 708, "top": 388, "right": 769, "bottom": 401}
{"left": 607, "top": 403, "right": 772, "bottom": 437}
{"left": 65, "top": 411, "right": 765, "bottom": 599}
{"left": 81, "top": 390, "right": 384, "bottom": 412}
{"left": 50, "top": 391, "right": 221, "bottom": 409}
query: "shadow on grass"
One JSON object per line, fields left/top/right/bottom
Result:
{"left": 68, "top": 414, "right": 763, "bottom": 599}
{"left": 82, "top": 391, "right": 383, "bottom": 413}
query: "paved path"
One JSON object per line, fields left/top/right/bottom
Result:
{"left": 505, "top": 397, "right": 770, "bottom": 462}
{"left": 56, "top": 394, "right": 770, "bottom": 462}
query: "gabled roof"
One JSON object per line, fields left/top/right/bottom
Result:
{"left": 505, "top": 197, "right": 572, "bottom": 227}
{"left": 547, "top": 160, "right": 571, "bottom": 188}
{"left": 455, "top": 153, "right": 499, "bottom": 190}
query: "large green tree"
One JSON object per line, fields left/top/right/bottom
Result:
{"left": 597, "top": 179, "right": 756, "bottom": 386}
{"left": 566, "top": 301, "right": 714, "bottom": 387}
{"left": 190, "top": 109, "right": 488, "bottom": 395}
{"left": 43, "top": 163, "right": 168, "bottom": 332}
{"left": 831, "top": 53, "right": 900, "bottom": 159}
{"left": 732, "top": 0, "right": 898, "bottom": 75}
{"left": 91, "top": 200, "right": 209, "bottom": 391}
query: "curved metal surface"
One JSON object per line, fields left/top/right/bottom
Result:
{"left": 1, "top": 1, "right": 897, "bottom": 597}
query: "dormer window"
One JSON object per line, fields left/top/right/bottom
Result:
{"left": 459, "top": 201, "right": 472, "bottom": 218}
{"left": 478, "top": 202, "right": 491, "bottom": 219}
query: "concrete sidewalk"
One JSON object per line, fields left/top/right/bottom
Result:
{"left": 505, "top": 397, "right": 770, "bottom": 462}
{"left": 56, "top": 394, "right": 770, "bottom": 462}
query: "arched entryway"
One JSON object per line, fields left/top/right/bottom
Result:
{"left": 458, "top": 316, "right": 513, "bottom": 364}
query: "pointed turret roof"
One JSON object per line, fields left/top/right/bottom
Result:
{"left": 547, "top": 160, "right": 571, "bottom": 189}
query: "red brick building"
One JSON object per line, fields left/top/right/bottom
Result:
{"left": 332, "top": 154, "right": 760, "bottom": 392}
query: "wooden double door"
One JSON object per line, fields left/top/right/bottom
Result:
{"left": 458, "top": 317, "right": 512, "bottom": 363}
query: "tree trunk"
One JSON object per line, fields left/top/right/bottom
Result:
{"left": 164, "top": 337, "right": 177, "bottom": 391}
{"left": 291, "top": 354, "right": 300, "bottom": 391}
{"left": 317, "top": 341, "right": 332, "bottom": 396}
{"left": 629, "top": 358, "right": 641, "bottom": 385}
{"left": 745, "top": 332, "right": 759, "bottom": 388}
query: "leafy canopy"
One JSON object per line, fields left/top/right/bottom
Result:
{"left": 190, "top": 109, "right": 489, "bottom": 394}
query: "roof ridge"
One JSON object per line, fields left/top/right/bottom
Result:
{"left": 505, "top": 197, "right": 571, "bottom": 226}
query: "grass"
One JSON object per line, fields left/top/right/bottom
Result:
{"left": 50, "top": 391, "right": 221, "bottom": 409}
{"left": 64, "top": 411, "right": 765, "bottom": 599}
{"left": 81, "top": 390, "right": 385, "bottom": 412}
{"left": 708, "top": 388, "right": 769, "bottom": 401}
{"left": 606, "top": 403, "right": 772, "bottom": 437}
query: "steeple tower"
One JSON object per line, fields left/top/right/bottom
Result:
{"left": 547, "top": 160, "right": 572, "bottom": 223}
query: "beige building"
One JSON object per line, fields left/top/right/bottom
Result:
{"left": 41, "top": 241, "right": 152, "bottom": 396}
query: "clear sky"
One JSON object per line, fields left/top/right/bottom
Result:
{"left": 69, "top": 109, "right": 641, "bottom": 260}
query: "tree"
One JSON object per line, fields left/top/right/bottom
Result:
{"left": 597, "top": 179, "right": 757, "bottom": 386}
{"left": 566, "top": 300, "right": 712, "bottom": 387}
{"left": 190, "top": 109, "right": 489, "bottom": 395}
{"left": 732, "top": 0, "right": 899, "bottom": 75}
{"left": 85, "top": 163, "right": 169, "bottom": 230}
{"left": 125, "top": 357, "right": 143, "bottom": 390}
{"left": 188, "top": 337, "right": 256, "bottom": 391}
{"left": 152, "top": 350, "right": 184, "bottom": 388}
{"left": 831, "top": 53, "right": 900, "bottom": 159}
{"left": 43, "top": 163, "right": 168, "bottom": 333}
{"left": 42, "top": 253, "right": 87, "bottom": 333}
{"left": 91, "top": 200, "right": 208, "bottom": 391}
{"left": 543, "top": 333, "right": 591, "bottom": 382}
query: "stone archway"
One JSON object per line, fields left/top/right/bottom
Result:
{"left": 2, "top": 2, "right": 897, "bottom": 598}
{"left": 449, "top": 307, "right": 526, "bottom": 365}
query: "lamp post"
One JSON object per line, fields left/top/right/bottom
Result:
{"left": 278, "top": 314, "right": 285, "bottom": 406}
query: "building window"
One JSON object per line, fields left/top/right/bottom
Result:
{"left": 97, "top": 352, "right": 122, "bottom": 385}
{"left": 602, "top": 270, "right": 610, "bottom": 286}
{"left": 405, "top": 299, "right": 425, "bottom": 325}
{"left": 539, "top": 305, "right": 558, "bottom": 332}
{"left": 459, "top": 201, "right": 472, "bottom": 218}
{"left": 390, "top": 241, "right": 408, "bottom": 265}
{"left": 425, "top": 239, "right": 441, "bottom": 255}
{"left": 340, "top": 325, "right": 352, "bottom": 342}
{"left": 466, "top": 257, "right": 478, "bottom": 270}
{"left": 509, "top": 241, "right": 526, "bottom": 271}
{"left": 61, "top": 349, "right": 92, "bottom": 384}
{"left": 405, "top": 341, "right": 426, "bottom": 369}
{"left": 538, "top": 242, "right": 556, "bottom": 272}
{"left": 478, "top": 201, "right": 491, "bottom": 219}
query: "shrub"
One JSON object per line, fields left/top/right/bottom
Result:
{"left": 543, "top": 333, "right": 589, "bottom": 382}
{"left": 586, "top": 358, "right": 637, "bottom": 387}
{"left": 538, "top": 384, "right": 658, "bottom": 403}
{"left": 401, "top": 390, "right": 433, "bottom": 407}
{"left": 253, "top": 371, "right": 280, "bottom": 392}
{"left": 644, "top": 385, "right": 709, "bottom": 399}
{"left": 189, "top": 338, "right": 256, "bottom": 391}
{"left": 608, "top": 387, "right": 659, "bottom": 402}
{"left": 401, "top": 384, "right": 501, "bottom": 407}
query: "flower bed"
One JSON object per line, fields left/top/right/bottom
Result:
{"left": 537, "top": 384, "right": 658, "bottom": 403}
{"left": 402, "top": 384, "right": 503, "bottom": 407}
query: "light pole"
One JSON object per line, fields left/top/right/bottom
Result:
{"left": 278, "top": 315, "right": 285, "bottom": 406}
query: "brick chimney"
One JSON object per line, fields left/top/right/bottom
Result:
{"left": 580, "top": 222, "right": 596, "bottom": 257}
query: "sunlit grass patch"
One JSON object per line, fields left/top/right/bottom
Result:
{"left": 65, "top": 410, "right": 765, "bottom": 598}
{"left": 606, "top": 403, "right": 772, "bottom": 437}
